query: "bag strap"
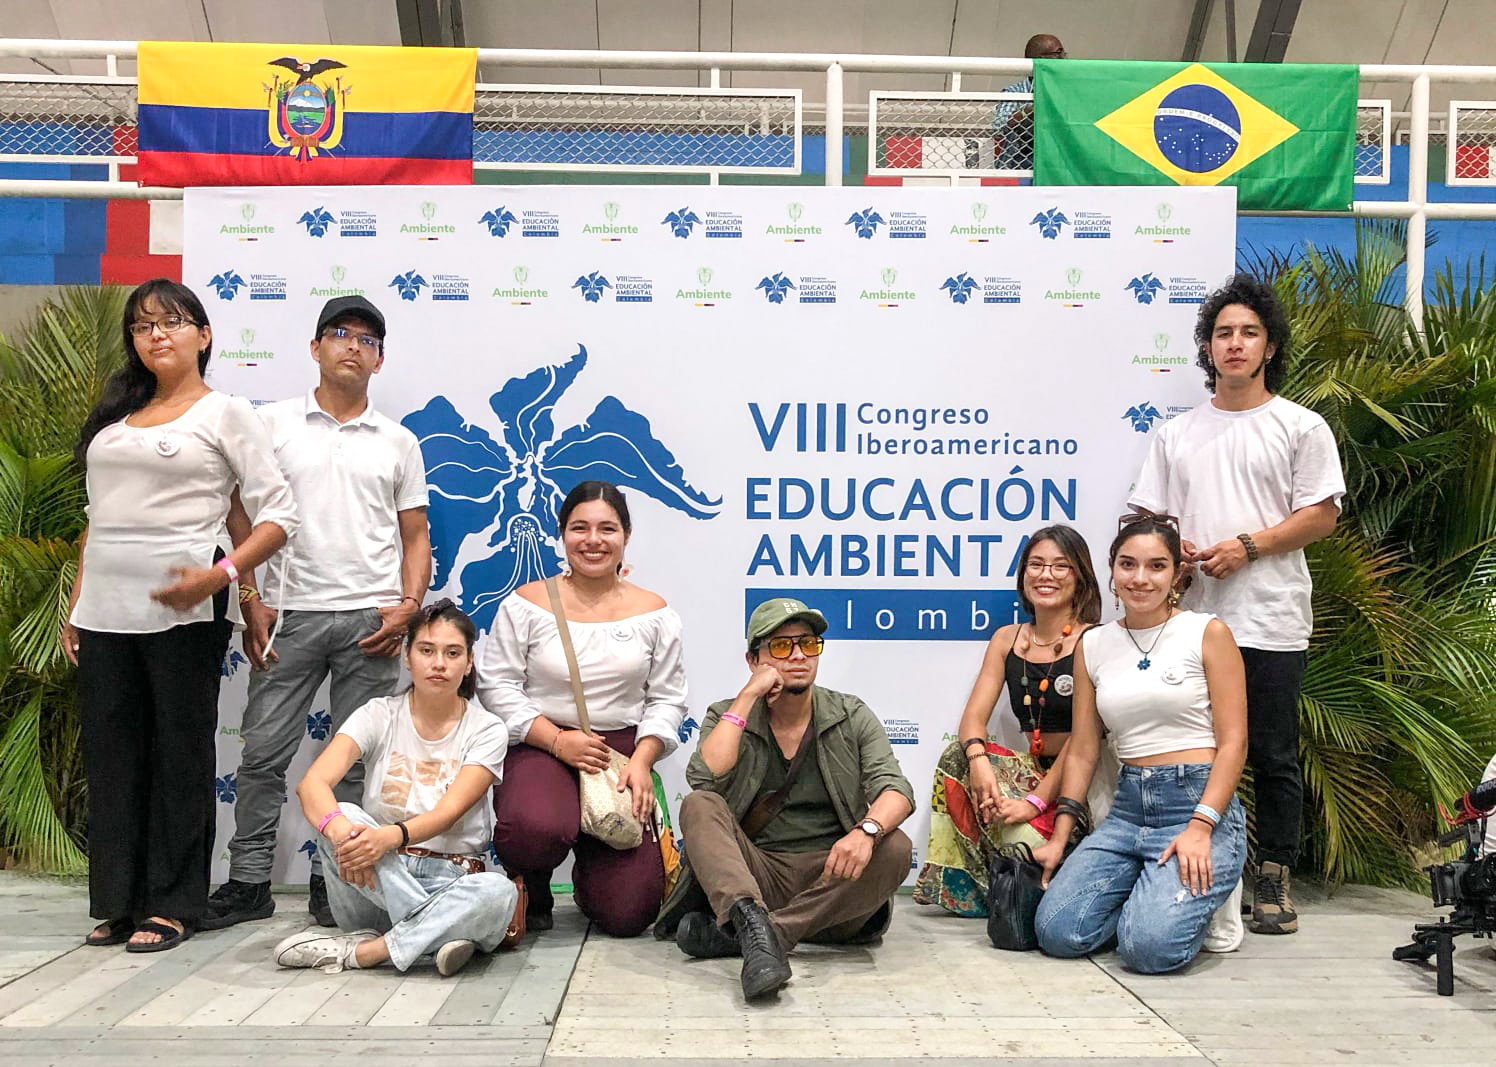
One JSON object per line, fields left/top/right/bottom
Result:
{"left": 740, "top": 715, "right": 816, "bottom": 839}
{"left": 544, "top": 575, "right": 593, "bottom": 736}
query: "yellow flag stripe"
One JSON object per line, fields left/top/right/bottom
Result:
{"left": 138, "top": 41, "right": 475, "bottom": 113}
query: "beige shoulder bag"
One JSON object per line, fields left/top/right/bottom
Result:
{"left": 544, "top": 576, "right": 645, "bottom": 850}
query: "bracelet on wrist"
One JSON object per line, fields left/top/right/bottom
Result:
{"left": 400, "top": 595, "right": 420, "bottom": 606}
{"left": 1192, "top": 802, "right": 1222, "bottom": 825}
{"left": 549, "top": 731, "right": 564, "bottom": 758}
{"left": 1189, "top": 814, "right": 1217, "bottom": 831}
{"left": 316, "top": 807, "right": 343, "bottom": 834}
{"left": 215, "top": 557, "right": 240, "bottom": 584}
{"left": 396, "top": 821, "right": 410, "bottom": 847}
{"left": 962, "top": 738, "right": 988, "bottom": 759}
{"left": 1236, "top": 532, "right": 1260, "bottom": 562}
{"left": 721, "top": 711, "right": 748, "bottom": 730}
{"left": 238, "top": 586, "right": 260, "bottom": 604}
{"left": 1023, "top": 792, "right": 1048, "bottom": 815}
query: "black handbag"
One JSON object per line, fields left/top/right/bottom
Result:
{"left": 986, "top": 842, "right": 1046, "bottom": 951}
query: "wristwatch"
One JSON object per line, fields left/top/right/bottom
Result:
{"left": 859, "top": 818, "right": 884, "bottom": 842}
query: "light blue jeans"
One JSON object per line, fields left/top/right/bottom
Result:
{"left": 318, "top": 803, "right": 518, "bottom": 971}
{"left": 1035, "top": 764, "right": 1247, "bottom": 974}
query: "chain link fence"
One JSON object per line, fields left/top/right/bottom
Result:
{"left": 869, "top": 93, "right": 1030, "bottom": 174}
{"left": 1356, "top": 101, "right": 1390, "bottom": 182}
{"left": 0, "top": 77, "right": 137, "bottom": 160}
{"left": 1450, "top": 103, "right": 1496, "bottom": 184}
{"left": 474, "top": 87, "right": 800, "bottom": 172}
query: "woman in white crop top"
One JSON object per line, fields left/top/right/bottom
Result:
{"left": 477, "top": 481, "right": 688, "bottom": 937}
{"left": 1032, "top": 515, "right": 1249, "bottom": 974}
{"left": 64, "top": 280, "right": 298, "bottom": 954}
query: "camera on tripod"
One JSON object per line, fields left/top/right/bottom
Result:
{"left": 1393, "top": 777, "right": 1496, "bottom": 995}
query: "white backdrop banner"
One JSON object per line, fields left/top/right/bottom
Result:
{"left": 184, "top": 184, "right": 1236, "bottom": 886}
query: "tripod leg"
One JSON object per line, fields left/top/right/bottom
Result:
{"left": 1436, "top": 932, "right": 1455, "bottom": 996}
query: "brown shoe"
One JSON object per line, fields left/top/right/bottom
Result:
{"left": 1250, "top": 861, "right": 1299, "bottom": 935}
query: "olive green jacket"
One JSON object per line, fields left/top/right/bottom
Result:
{"left": 655, "top": 684, "right": 915, "bottom": 934}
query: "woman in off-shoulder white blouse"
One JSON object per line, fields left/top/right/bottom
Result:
{"left": 477, "top": 481, "right": 687, "bottom": 937}
{"left": 62, "top": 280, "right": 298, "bottom": 955}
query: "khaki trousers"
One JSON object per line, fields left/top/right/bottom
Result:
{"left": 678, "top": 791, "right": 912, "bottom": 949}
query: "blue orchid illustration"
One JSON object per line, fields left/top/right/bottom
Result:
{"left": 298, "top": 839, "right": 317, "bottom": 861}
{"left": 401, "top": 344, "right": 721, "bottom": 629}
{"left": 480, "top": 207, "right": 519, "bottom": 236}
{"left": 845, "top": 208, "right": 885, "bottom": 238}
{"left": 389, "top": 271, "right": 427, "bottom": 301}
{"left": 572, "top": 271, "right": 612, "bottom": 302}
{"left": 220, "top": 649, "right": 247, "bottom": 678}
{"left": 298, "top": 207, "right": 335, "bottom": 237}
{"left": 208, "top": 271, "right": 247, "bottom": 299}
{"left": 942, "top": 273, "right": 979, "bottom": 304}
{"left": 661, "top": 207, "right": 700, "bottom": 238}
{"left": 677, "top": 717, "right": 700, "bottom": 744}
{"left": 1030, "top": 208, "right": 1069, "bottom": 239}
{"left": 215, "top": 773, "right": 238, "bottom": 803}
{"left": 1123, "top": 402, "right": 1164, "bottom": 433}
{"left": 306, "top": 710, "right": 333, "bottom": 740}
{"left": 756, "top": 273, "right": 796, "bottom": 304}
{"left": 1127, "top": 273, "right": 1166, "bottom": 304}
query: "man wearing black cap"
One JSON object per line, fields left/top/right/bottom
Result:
{"left": 656, "top": 597, "right": 915, "bottom": 1000}
{"left": 204, "top": 295, "right": 432, "bottom": 930}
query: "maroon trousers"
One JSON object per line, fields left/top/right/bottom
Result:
{"left": 491, "top": 727, "right": 665, "bottom": 937}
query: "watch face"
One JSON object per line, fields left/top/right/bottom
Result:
{"left": 860, "top": 820, "right": 880, "bottom": 835}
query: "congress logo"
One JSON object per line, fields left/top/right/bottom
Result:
{"left": 298, "top": 206, "right": 335, "bottom": 236}
{"left": 1123, "top": 402, "right": 1164, "bottom": 433}
{"left": 845, "top": 208, "right": 885, "bottom": 238}
{"left": 306, "top": 710, "right": 332, "bottom": 740}
{"left": 214, "top": 772, "right": 238, "bottom": 803}
{"left": 389, "top": 270, "right": 428, "bottom": 301}
{"left": 941, "top": 272, "right": 979, "bottom": 304}
{"left": 401, "top": 345, "right": 720, "bottom": 628}
{"left": 298, "top": 840, "right": 317, "bottom": 862}
{"left": 678, "top": 717, "right": 700, "bottom": 743}
{"left": 220, "top": 649, "right": 248, "bottom": 677}
{"left": 661, "top": 207, "right": 701, "bottom": 238}
{"left": 1030, "top": 207, "right": 1068, "bottom": 239}
{"left": 1126, "top": 273, "right": 1166, "bottom": 304}
{"left": 756, "top": 272, "right": 796, "bottom": 304}
{"left": 208, "top": 270, "right": 247, "bottom": 300}
{"left": 480, "top": 206, "right": 519, "bottom": 236}
{"left": 573, "top": 271, "right": 612, "bottom": 302}
{"left": 266, "top": 56, "right": 348, "bottom": 162}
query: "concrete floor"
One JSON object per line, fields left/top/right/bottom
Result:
{"left": 1, "top": 870, "right": 1494, "bottom": 1065}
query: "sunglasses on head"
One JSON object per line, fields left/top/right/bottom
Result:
{"left": 1117, "top": 511, "right": 1180, "bottom": 532}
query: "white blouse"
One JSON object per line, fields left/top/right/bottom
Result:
{"left": 71, "top": 391, "right": 299, "bottom": 634}
{"left": 476, "top": 593, "right": 689, "bottom": 754}
{"left": 1082, "top": 610, "right": 1218, "bottom": 761}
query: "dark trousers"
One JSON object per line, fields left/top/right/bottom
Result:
{"left": 491, "top": 727, "right": 665, "bottom": 937}
{"left": 76, "top": 617, "right": 232, "bottom": 925}
{"left": 1241, "top": 647, "right": 1307, "bottom": 868}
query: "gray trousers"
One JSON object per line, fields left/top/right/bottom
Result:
{"left": 227, "top": 608, "right": 400, "bottom": 882}
{"left": 320, "top": 803, "right": 517, "bottom": 971}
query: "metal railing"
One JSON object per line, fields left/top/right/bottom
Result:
{"left": 2, "top": 39, "right": 1496, "bottom": 324}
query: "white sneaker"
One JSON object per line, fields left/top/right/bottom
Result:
{"left": 435, "top": 939, "right": 476, "bottom": 977}
{"left": 272, "top": 928, "right": 378, "bottom": 972}
{"left": 1202, "top": 877, "right": 1245, "bottom": 953}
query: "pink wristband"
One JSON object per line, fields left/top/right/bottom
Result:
{"left": 216, "top": 557, "right": 240, "bottom": 583}
{"left": 720, "top": 712, "right": 748, "bottom": 730}
{"left": 1023, "top": 793, "right": 1048, "bottom": 815}
{"left": 316, "top": 808, "right": 343, "bottom": 834}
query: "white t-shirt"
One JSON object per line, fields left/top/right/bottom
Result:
{"left": 338, "top": 693, "right": 507, "bottom": 856}
{"left": 1129, "top": 395, "right": 1346, "bottom": 651}
{"left": 476, "top": 593, "right": 689, "bottom": 753}
{"left": 1083, "top": 611, "right": 1218, "bottom": 761}
{"left": 257, "top": 389, "right": 428, "bottom": 612}
{"left": 72, "top": 391, "right": 299, "bottom": 634}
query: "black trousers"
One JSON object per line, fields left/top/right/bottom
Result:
{"left": 1240, "top": 647, "right": 1307, "bottom": 869}
{"left": 76, "top": 616, "right": 231, "bottom": 925}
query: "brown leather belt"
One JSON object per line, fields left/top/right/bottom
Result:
{"left": 398, "top": 846, "right": 486, "bottom": 875}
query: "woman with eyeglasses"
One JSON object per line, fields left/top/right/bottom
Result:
{"left": 477, "top": 481, "right": 688, "bottom": 936}
{"left": 62, "top": 279, "right": 298, "bottom": 953}
{"left": 274, "top": 600, "right": 519, "bottom": 977}
{"left": 914, "top": 524, "right": 1102, "bottom": 917}
{"left": 1032, "top": 514, "right": 1248, "bottom": 973}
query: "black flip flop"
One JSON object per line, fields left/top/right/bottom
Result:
{"left": 125, "top": 919, "right": 192, "bottom": 953}
{"left": 84, "top": 918, "right": 134, "bottom": 947}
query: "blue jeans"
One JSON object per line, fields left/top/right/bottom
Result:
{"left": 1035, "top": 764, "right": 1246, "bottom": 974}
{"left": 318, "top": 803, "right": 518, "bottom": 971}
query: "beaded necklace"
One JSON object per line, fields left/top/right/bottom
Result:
{"left": 1016, "top": 621, "right": 1073, "bottom": 756}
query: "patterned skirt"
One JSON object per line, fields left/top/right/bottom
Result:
{"left": 912, "top": 741, "right": 1058, "bottom": 918}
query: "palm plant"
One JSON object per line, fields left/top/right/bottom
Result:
{"left": 1247, "top": 221, "right": 1496, "bottom": 886}
{"left": 0, "top": 285, "right": 127, "bottom": 872}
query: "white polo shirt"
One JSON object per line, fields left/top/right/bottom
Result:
{"left": 258, "top": 388, "right": 428, "bottom": 611}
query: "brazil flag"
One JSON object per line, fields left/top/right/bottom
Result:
{"left": 1034, "top": 60, "right": 1358, "bottom": 211}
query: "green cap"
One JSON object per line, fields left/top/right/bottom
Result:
{"left": 746, "top": 597, "right": 829, "bottom": 648}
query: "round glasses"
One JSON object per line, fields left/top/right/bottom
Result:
{"left": 129, "top": 315, "right": 196, "bottom": 337}
{"left": 1024, "top": 560, "right": 1073, "bottom": 577}
{"left": 759, "top": 634, "right": 825, "bottom": 659}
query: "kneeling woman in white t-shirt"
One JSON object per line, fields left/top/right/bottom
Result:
{"left": 275, "top": 600, "right": 518, "bottom": 977}
{"left": 1033, "top": 515, "right": 1248, "bottom": 974}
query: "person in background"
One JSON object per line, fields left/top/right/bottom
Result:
{"left": 994, "top": 33, "right": 1067, "bottom": 171}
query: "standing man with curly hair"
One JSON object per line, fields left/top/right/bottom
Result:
{"left": 1127, "top": 273, "right": 1345, "bottom": 937}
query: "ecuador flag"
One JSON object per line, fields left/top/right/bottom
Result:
{"left": 1034, "top": 61, "right": 1358, "bottom": 211}
{"left": 137, "top": 42, "right": 476, "bottom": 187}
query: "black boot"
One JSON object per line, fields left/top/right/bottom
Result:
{"left": 308, "top": 874, "right": 336, "bottom": 927}
{"left": 200, "top": 879, "right": 274, "bottom": 931}
{"left": 676, "top": 910, "right": 741, "bottom": 958}
{"left": 525, "top": 875, "right": 555, "bottom": 932}
{"left": 730, "top": 898, "right": 790, "bottom": 1000}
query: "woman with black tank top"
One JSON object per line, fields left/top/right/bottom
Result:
{"left": 913, "top": 525, "right": 1102, "bottom": 917}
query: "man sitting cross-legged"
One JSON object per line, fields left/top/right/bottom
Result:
{"left": 656, "top": 597, "right": 915, "bottom": 1000}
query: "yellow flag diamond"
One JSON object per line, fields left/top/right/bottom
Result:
{"left": 1094, "top": 63, "right": 1298, "bottom": 186}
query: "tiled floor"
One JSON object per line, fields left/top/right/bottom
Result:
{"left": 3, "top": 871, "right": 1496, "bottom": 1065}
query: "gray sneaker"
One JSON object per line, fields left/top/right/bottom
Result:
{"left": 435, "top": 939, "right": 476, "bottom": 976}
{"left": 1250, "top": 862, "right": 1299, "bottom": 935}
